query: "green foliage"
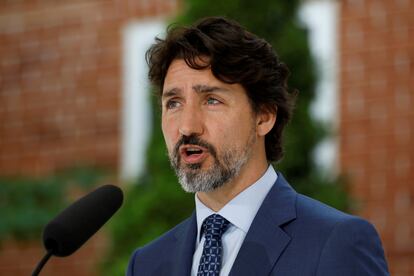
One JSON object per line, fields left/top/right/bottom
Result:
{"left": 0, "top": 166, "right": 107, "bottom": 244}
{"left": 104, "top": 1, "right": 351, "bottom": 275}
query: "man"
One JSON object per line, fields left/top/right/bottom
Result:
{"left": 127, "top": 17, "right": 389, "bottom": 275}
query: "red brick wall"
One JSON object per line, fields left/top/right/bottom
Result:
{"left": 339, "top": 0, "right": 414, "bottom": 275}
{"left": 0, "top": 232, "right": 107, "bottom": 276}
{"left": 0, "top": 1, "right": 178, "bottom": 275}
{"left": 0, "top": 0, "right": 178, "bottom": 176}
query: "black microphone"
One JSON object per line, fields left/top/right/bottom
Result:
{"left": 32, "top": 184, "right": 123, "bottom": 276}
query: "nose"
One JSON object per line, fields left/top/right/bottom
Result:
{"left": 178, "top": 104, "right": 204, "bottom": 137}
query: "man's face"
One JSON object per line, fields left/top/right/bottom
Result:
{"left": 161, "top": 59, "right": 260, "bottom": 193}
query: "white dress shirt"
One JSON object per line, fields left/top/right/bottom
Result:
{"left": 191, "top": 165, "right": 277, "bottom": 276}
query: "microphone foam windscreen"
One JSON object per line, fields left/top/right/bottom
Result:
{"left": 43, "top": 184, "right": 123, "bottom": 257}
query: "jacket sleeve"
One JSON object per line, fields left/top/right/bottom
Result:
{"left": 316, "top": 217, "right": 389, "bottom": 276}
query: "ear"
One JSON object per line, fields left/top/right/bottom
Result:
{"left": 256, "top": 108, "right": 277, "bottom": 137}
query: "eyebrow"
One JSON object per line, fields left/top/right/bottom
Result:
{"left": 162, "top": 87, "right": 181, "bottom": 99}
{"left": 193, "top": 84, "right": 229, "bottom": 93}
{"left": 162, "top": 85, "right": 229, "bottom": 99}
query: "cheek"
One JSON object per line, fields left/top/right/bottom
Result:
{"left": 161, "top": 119, "right": 176, "bottom": 151}
{"left": 208, "top": 119, "right": 240, "bottom": 149}
{"left": 221, "top": 116, "right": 256, "bottom": 146}
{"left": 222, "top": 114, "right": 253, "bottom": 134}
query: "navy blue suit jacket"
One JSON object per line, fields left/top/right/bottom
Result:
{"left": 127, "top": 173, "right": 389, "bottom": 275}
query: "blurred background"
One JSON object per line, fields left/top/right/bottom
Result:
{"left": 0, "top": 0, "right": 412, "bottom": 275}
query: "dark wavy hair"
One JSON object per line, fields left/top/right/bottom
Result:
{"left": 146, "top": 16, "right": 295, "bottom": 162}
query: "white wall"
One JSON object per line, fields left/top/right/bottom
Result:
{"left": 120, "top": 20, "right": 165, "bottom": 181}
{"left": 299, "top": 0, "right": 340, "bottom": 175}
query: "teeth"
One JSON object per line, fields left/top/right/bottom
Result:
{"left": 187, "top": 148, "right": 201, "bottom": 152}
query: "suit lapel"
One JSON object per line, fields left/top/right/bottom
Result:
{"left": 170, "top": 212, "right": 197, "bottom": 276}
{"left": 229, "top": 173, "right": 297, "bottom": 276}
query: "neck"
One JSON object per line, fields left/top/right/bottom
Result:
{"left": 196, "top": 158, "right": 269, "bottom": 212}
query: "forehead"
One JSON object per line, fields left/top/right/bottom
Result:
{"left": 164, "top": 59, "right": 216, "bottom": 87}
{"left": 162, "top": 59, "right": 245, "bottom": 97}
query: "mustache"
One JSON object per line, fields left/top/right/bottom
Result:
{"left": 173, "top": 135, "right": 217, "bottom": 160}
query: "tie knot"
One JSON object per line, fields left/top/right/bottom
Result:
{"left": 202, "top": 214, "right": 230, "bottom": 238}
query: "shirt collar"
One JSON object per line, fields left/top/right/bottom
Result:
{"left": 195, "top": 165, "right": 277, "bottom": 241}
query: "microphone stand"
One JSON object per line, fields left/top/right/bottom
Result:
{"left": 32, "top": 249, "right": 53, "bottom": 276}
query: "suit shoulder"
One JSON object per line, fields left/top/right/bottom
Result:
{"left": 282, "top": 193, "right": 388, "bottom": 274}
{"left": 132, "top": 216, "right": 192, "bottom": 258}
{"left": 126, "top": 216, "right": 195, "bottom": 276}
{"left": 295, "top": 193, "right": 356, "bottom": 225}
{"left": 312, "top": 204, "right": 389, "bottom": 274}
{"left": 288, "top": 193, "right": 381, "bottom": 242}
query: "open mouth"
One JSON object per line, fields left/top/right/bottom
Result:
{"left": 180, "top": 145, "right": 207, "bottom": 164}
{"left": 185, "top": 148, "right": 203, "bottom": 156}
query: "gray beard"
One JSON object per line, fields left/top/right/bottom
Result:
{"left": 169, "top": 133, "right": 255, "bottom": 193}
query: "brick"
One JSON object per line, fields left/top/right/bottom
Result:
{"left": 340, "top": 0, "right": 414, "bottom": 273}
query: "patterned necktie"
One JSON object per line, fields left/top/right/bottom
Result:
{"left": 197, "top": 214, "right": 230, "bottom": 276}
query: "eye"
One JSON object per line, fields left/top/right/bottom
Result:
{"left": 165, "top": 99, "right": 181, "bottom": 110}
{"left": 206, "top": 97, "right": 220, "bottom": 105}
